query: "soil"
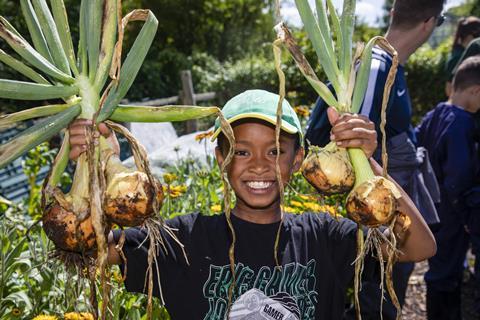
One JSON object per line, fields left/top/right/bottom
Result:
{"left": 402, "top": 253, "right": 478, "bottom": 320}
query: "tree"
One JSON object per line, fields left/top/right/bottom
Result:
{"left": 141, "top": 0, "right": 276, "bottom": 61}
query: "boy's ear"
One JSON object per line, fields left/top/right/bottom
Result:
{"left": 215, "top": 146, "right": 225, "bottom": 167}
{"left": 292, "top": 147, "right": 305, "bottom": 172}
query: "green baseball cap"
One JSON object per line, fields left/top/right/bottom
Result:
{"left": 211, "top": 89, "right": 302, "bottom": 141}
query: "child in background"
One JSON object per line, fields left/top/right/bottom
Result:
{"left": 68, "top": 90, "right": 436, "bottom": 319}
{"left": 444, "top": 16, "right": 480, "bottom": 97}
{"left": 416, "top": 57, "right": 480, "bottom": 320}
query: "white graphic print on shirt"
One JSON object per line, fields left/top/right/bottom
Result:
{"left": 202, "top": 260, "right": 318, "bottom": 320}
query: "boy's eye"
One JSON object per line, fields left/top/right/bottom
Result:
{"left": 269, "top": 149, "right": 284, "bottom": 156}
{"left": 234, "top": 150, "right": 248, "bottom": 156}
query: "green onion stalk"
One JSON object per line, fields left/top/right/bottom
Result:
{"left": 0, "top": 1, "right": 235, "bottom": 318}
{"left": 274, "top": 0, "right": 405, "bottom": 318}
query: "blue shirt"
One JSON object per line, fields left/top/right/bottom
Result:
{"left": 305, "top": 47, "right": 416, "bottom": 147}
{"left": 359, "top": 47, "right": 416, "bottom": 144}
{"left": 415, "top": 102, "right": 479, "bottom": 222}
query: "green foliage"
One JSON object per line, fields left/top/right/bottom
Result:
{"left": 0, "top": 142, "right": 171, "bottom": 319}
{"left": 405, "top": 41, "right": 451, "bottom": 124}
{"left": 447, "top": 0, "right": 480, "bottom": 17}
{"left": 141, "top": 0, "right": 275, "bottom": 61}
{"left": 472, "top": 2, "right": 480, "bottom": 16}
{"left": 22, "top": 143, "right": 57, "bottom": 219}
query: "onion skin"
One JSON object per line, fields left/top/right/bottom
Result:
{"left": 346, "top": 176, "right": 400, "bottom": 227}
{"left": 301, "top": 143, "right": 355, "bottom": 194}
{"left": 42, "top": 202, "right": 96, "bottom": 252}
{"left": 104, "top": 171, "right": 164, "bottom": 227}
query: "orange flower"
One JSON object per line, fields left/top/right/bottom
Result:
{"left": 294, "top": 105, "right": 310, "bottom": 117}
{"left": 195, "top": 130, "right": 214, "bottom": 142}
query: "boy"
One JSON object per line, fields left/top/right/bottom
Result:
{"left": 69, "top": 89, "right": 436, "bottom": 319}
{"left": 416, "top": 57, "right": 480, "bottom": 320}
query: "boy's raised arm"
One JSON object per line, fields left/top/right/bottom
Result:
{"left": 328, "top": 109, "right": 436, "bottom": 262}
{"left": 369, "top": 159, "right": 437, "bottom": 262}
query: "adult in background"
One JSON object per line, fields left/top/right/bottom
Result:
{"left": 304, "top": 0, "right": 445, "bottom": 318}
{"left": 444, "top": 16, "right": 480, "bottom": 97}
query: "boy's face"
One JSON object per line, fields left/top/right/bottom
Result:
{"left": 215, "top": 120, "right": 304, "bottom": 213}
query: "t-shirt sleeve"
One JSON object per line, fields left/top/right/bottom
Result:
{"left": 325, "top": 216, "right": 358, "bottom": 278}
{"left": 112, "top": 216, "right": 193, "bottom": 295}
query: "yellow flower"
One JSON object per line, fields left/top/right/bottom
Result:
{"left": 210, "top": 204, "right": 222, "bottom": 213}
{"left": 299, "top": 194, "right": 317, "bottom": 201}
{"left": 282, "top": 206, "right": 300, "bottom": 214}
{"left": 163, "top": 185, "right": 188, "bottom": 198}
{"left": 12, "top": 308, "right": 21, "bottom": 316}
{"left": 303, "top": 202, "right": 337, "bottom": 215}
{"left": 294, "top": 105, "right": 310, "bottom": 118}
{"left": 112, "top": 269, "right": 124, "bottom": 283}
{"left": 163, "top": 173, "right": 178, "bottom": 184}
{"left": 195, "top": 130, "right": 214, "bottom": 142}
{"left": 290, "top": 200, "right": 303, "bottom": 208}
{"left": 32, "top": 316, "right": 57, "bottom": 320}
{"left": 64, "top": 312, "right": 94, "bottom": 320}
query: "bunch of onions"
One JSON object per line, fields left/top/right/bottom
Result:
{"left": 274, "top": 0, "right": 404, "bottom": 318}
{"left": 0, "top": 1, "right": 230, "bottom": 318}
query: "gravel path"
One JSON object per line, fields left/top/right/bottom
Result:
{"left": 402, "top": 257, "right": 478, "bottom": 320}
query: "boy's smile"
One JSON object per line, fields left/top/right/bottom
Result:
{"left": 216, "top": 120, "right": 304, "bottom": 224}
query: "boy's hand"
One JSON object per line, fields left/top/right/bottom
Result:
{"left": 68, "top": 119, "right": 120, "bottom": 161}
{"left": 327, "top": 107, "right": 378, "bottom": 158}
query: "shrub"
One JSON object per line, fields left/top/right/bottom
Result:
{"left": 405, "top": 41, "right": 451, "bottom": 124}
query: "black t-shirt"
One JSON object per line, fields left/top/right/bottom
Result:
{"left": 114, "top": 212, "right": 358, "bottom": 320}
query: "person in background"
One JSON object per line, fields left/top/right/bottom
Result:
{"left": 444, "top": 16, "right": 480, "bottom": 97}
{"left": 416, "top": 56, "right": 480, "bottom": 320}
{"left": 305, "top": 0, "right": 445, "bottom": 318}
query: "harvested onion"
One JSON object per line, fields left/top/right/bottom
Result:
{"left": 103, "top": 153, "right": 164, "bottom": 227}
{"left": 346, "top": 175, "right": 399, "bottom": 227}
{"left": 301, "top": 142, "right": 355, "bottom": 194}
{"left": 43, "top": 195, "right": 95, "bottom": 252}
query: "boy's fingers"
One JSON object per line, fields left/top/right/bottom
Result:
{"left": 335, "top": 137, "right": 377, "bottom": 158}
{"left": 97, "top": 123, "right": 112, "bottom": 137}
{"left": 331, "top": 118, "right": 375, "bottom": 135}
{"left": 332, "top": 127, "right": 377, "bottom": 141}
{"left": 69, "top": 134, "right": 88, "bottom": 146}
{"left": 336, "top": 113, "right": 374, "bottom": 129}
{"left": 327, "top": 107, "right": 339, "bottom": 125}
{"left": 68, "top": 118, "right": 92, "bottom": 129}
{"left": 69, "top": 145, "right": 87, "bottom": 161}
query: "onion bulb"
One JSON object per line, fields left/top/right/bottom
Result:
{"left": 301, "top": 142, "right": 355, "bottom": 194}
{"left": 42, "top": 156, "right": 99, "bottom": 252}
{"left": 344, "top": 149, "right": 401, "bottom": 227}
{"left": 346, "top": 176, "right": 400, "bottom": 227}
{"left": 103, "top": 153, "right": 164, "bottom": 227}
{"left": 43, "top": 195, "right": 96, "bottom": 252}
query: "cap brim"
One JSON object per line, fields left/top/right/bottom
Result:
{"left": 210, "top": 112, "right": 299, "bottom": 142}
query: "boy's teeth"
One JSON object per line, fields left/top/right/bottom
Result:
{"left": 246, "top": 181, "right": 272, "bottom": 189}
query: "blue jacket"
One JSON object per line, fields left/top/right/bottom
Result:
{"left": 416, "top": 102, "right": 480, "bottom": 225}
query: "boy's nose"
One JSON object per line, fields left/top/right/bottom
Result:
{"left": 249, "top": 154, "right": 270, "bottom": 174}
